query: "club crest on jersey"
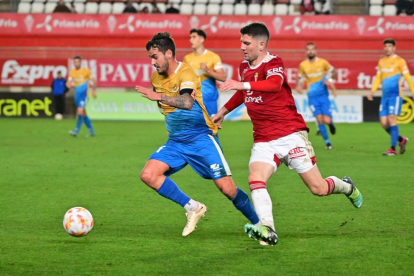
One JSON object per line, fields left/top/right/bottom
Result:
{"left": 171, "top": 84, "right": 179, "bottom": 93}
{"left": 254, "top": 72, "right": 258, "bottom": 82}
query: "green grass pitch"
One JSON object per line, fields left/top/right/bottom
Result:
{"left": 0, "top": 119, "right": 413, "bottom": 275}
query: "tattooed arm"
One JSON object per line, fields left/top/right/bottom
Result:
{"left": 135, "top": 85, "right": 195, "bottom": 110}
{"left": 160, "top": 92, "right": 194, "bottom": 110}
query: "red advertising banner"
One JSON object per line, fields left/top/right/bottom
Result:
{"left": 1, "top": 14, "right": 414, "bottom": 39}
{"left": 2, "top": 58, "right": 413, "bottom": 89}
{"left": 0, "top": 59, "right": 67, "bottom": 86}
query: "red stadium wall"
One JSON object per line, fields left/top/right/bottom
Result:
{"left": 1, "top": 14, "right": 414, "bottom": 89}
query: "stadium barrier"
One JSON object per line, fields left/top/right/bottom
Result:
{"left": 363, "top": 96, "right": 414, "bottom": 124}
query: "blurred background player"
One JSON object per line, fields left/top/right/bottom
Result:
{"left": 295, "top": 42, "right": 337, "bottom": 150}
{"left": 135, "top": 32, "right": 260, "bottom": 238}
{"left": 213, "top": 23, "right": 363, "bottom": 246}
{"left": 51, "top": 70, "right": 68, "bottom": 118}
{"left": 368, "top": 38, "right": 414, "bottom": 156}
{"left": 183, "top": 29, "right": 227, "bottom": 117}
{"left": 66, "top": 56, "right": 97, "bottom": 137}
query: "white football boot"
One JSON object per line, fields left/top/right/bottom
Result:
{"left": 182, "top": 202, "right": 207, "bottom": 237}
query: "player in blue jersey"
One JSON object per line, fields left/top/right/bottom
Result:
{"left": 66, "top": 56, "right": 97, "bottom": 137}
{"left": 295, "top": 43, "right": 337, "bottom": 149}
{"left": 183, "top": 29, "right": 227, "bottom": 117}
{"left": 368, "top": 39, "right": 414, "bottom": 156}
{"left": 135, "top": 32, "right": 260, "bottom": 238}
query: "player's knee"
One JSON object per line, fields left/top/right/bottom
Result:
{"left": 140, "top": 169, "right": 154, "bottom": 186}
{"left": 216, "top": 178, "right": 237, "bottom": 199}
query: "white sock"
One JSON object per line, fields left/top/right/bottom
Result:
{"left": 184, "top": 199, "right": 199, "bottom": 212}
{"left": 326, "top": 176, "right": 352, "bottom": 195}
{"left": 251, "top": 189, "right": 275, "bottom": 229}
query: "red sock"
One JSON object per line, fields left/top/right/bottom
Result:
{"left": 249, "top": 181, "right": 266, "bottom": 191}
{"left": 325, "top": 178, "right": 335, "bottom": 195}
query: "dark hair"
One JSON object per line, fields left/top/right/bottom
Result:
{"left": 189, "top": 29, "right": 207, "bottom": 40}
{"left": 240, "top": 22, "right": 270, "bottom": 45}
{"left": 383, "top": 38, "right": 395, "bottom": 46}
{"left": 306, "top": 42, "right": 316, "bottom": 49}
{"left": 57, "top": 71, "right": 62, "bottom": 74}
{"left": 146, "top": 32, "right": 176, "bottom": 57}
{"left": 73, "top": 55, "right": 82, "bottom": 60}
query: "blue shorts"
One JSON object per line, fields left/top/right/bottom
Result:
{"left": 75, "top": 95, "right": 88, "bottom": 108}
{"left": 379, "top": 96, "right": 402, "bottom": 117}
{"left": 149, "top": 134, "right": 231, "bottom": 180}
{"left": 308, "top": 96, "right": 332, "bottom": 117}
{"left": 203, "top": 99, "right": 218, "bottom": 117}
{"left": 75, "top": 82, "right": 88, "bottom": 108}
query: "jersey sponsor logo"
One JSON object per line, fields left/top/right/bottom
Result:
{"left": 1, "top": 60, "right": 67, "bottom": 85}
{"left": 245, "top": 95, "right": 263, "bottom": 104}
{"left": 380, "top": 68, "right": 395, "bottom": 73}
{"left": 267, "top": 67, "right": 284, "bottom": 77}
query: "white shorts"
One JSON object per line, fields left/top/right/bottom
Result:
{"left": 249, "top": 131, "right": 316, "bottom": 174}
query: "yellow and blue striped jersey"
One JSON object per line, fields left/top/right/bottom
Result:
{"left": 69, "top": 68, "right": 91, "bottom": 96}
{"left": 151, "top": 62, "right": 218, "bottom": 141}
{"left": 372, "top": 55, "right": 412, "bottom": 97}
{"left": 69, "top": 68, "right": 91, "bottom": 87}
{"left": 183, "top": 50, "right": 223, "bottom": 101}
{"left": 298, "top": 58, "right": 333, "bottom": 98}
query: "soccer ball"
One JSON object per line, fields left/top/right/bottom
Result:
{"left": 63, "top": 207, "right": 94, "bottom": 237}
{"left": 54, "top": 113, "right": 63, "bottom": 120}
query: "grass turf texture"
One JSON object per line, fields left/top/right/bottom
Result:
{"left": 0, "top": 119, "right": 413, "bottom": 276}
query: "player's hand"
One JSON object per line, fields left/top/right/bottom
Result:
{"left": 295, "top": 87, "right": 303, "bottom": 94}
{"left": 220, "top": 79, "right": 244, "bottom": 92}
{"left": 135, "top": 86, "right": 161, "bottom": 101}
{"left": 367, "top": 92, "right": 374, "bottom": 101}
{"left": 200, "top": 63, "right": 208, "bottom": 71}
{"left": 92, "top": 90, "right": 97, "bottom": 99}
{"left": 212, "top": 113, "right": 224, "bottom": 129}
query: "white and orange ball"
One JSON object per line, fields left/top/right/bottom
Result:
{"left": 63, "top": 207, "right": 94, "bottom": 237}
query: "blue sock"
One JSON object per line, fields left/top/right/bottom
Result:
{"left": 84, "top": 116, "right": 94, "bottom": 132}
{"left": 318, "top": 124, "right": 330, "bottom": 144}
{"left": 390, "top": 125, "right": 399, "bottom": 147}
{"left": 75, "top": 114, "right": 84, "bottom": 133}
{"left": 231, "top": 188, "right": 260, "bottom": 224}
{"left": 157, "top": 177, "right": 191, "bottom": 207}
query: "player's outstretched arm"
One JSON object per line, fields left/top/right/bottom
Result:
{"left": 66, "top": 77, "right": 72, "bottom": 89}
{"left": 135, "top": 85, "right": 195, "bottom": 110}
{"left": 90, "top": 77, "right": 97, "bottom": 99}
{"left": 220, "top": 76, "right": 283, "bottom": 93}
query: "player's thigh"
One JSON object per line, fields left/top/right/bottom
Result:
{"left": 148, "top": 142, "right": 187, "bottom": 177}
{"left": 140, "top": 159, "right": 171, "bottom": 189}
{"left": 379, "top": 97, "right": 389, "bottom": 118}
{"left": 320, "top": 97, "right": 332, "bottom": 117}
{"left": 249, "top": 142, "right": 280, "bottom": 178}
{"left": 275, "top": 131, "right": 316, "bottom": 174}
{"left": 185, "top": 134, "right": 232, "bottom": 180}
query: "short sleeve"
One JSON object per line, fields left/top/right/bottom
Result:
{"left": 324, "top": 59, "right": 333, "bottom": 72}
{"left": 399, "top": 58, "right": 410, "bottom": 75}
{"left": 298, "top": 62, "right": 305, "bottom": 77}
{"left": 212, "top": 53, "right": 223, "bottom": 71}
{"left": 180, "top": 67, "right": 199, "bottom": 91}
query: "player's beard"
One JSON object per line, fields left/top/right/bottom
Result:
{"left": 157, "top": 57, "right": 169, "bottom": 75}
{"left": 307, "top": 54, "right": 315, "bottom": 60}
